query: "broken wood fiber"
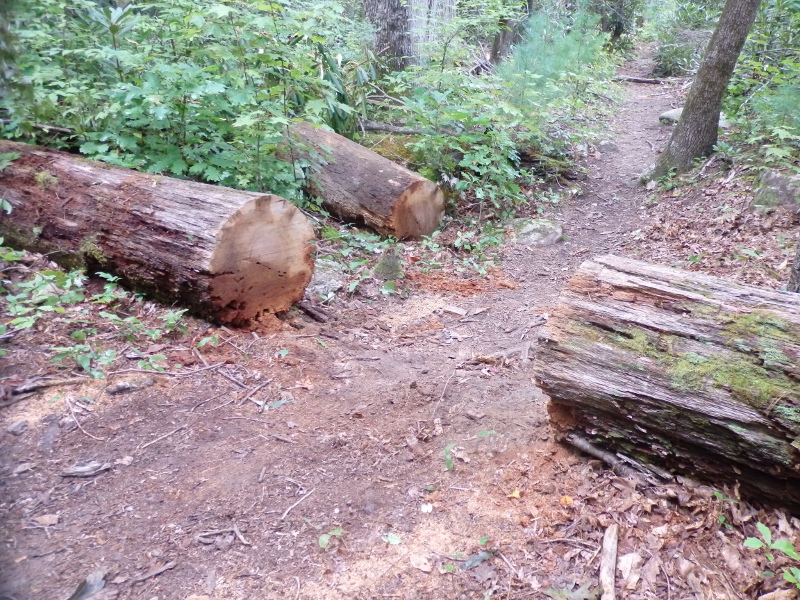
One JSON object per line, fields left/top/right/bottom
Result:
{"left": 534, "top": 255, "right": 800, "bottom": 510}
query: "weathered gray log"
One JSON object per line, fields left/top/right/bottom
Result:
{"left": 290, "top": 122, "right": 445, "bottom": 239}
{"left": 0, "top": 141, "right": 315, "bottom": 324}
{"left": 534, "top": 255, "right": 800, "bottom": 508}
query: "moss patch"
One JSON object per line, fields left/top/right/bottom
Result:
{"left": 34, "top": 170, "right": 58, "bottom": 188}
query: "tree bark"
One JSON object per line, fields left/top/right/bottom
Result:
{"left": 291, "top": 123, "right": 445, "bottom": 239}
{"left": 0, "top": 141, "right": 315, "bottom": 324}
{"left": 651, "top": 0, "right": 762, "bottom": 177}
{"left": 534, "top": 255, "right": 800, "bottom": 508}
{"left": 364, "top": 0, "right": 414, "bottom": 71}
{"left": 790, "top": 236, "right": 800, "bottom": 292}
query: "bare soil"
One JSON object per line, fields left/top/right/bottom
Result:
{"left": 2, "top": 52, "right": 799, "bottom": 600}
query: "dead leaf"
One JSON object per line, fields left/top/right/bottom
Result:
{"left": 33, "top": 514, "right": 59, "bottom": 526}
{"left": 618, "top": 552, "right": 643, "bottom": 589}
{"left": 410, "top": 555, "right": 432, "bottom": 573}
{"left": 560, "top": 495, "right": 574, "bottom": 506}
{"left": 507, "top": 489, "right": 521, "bottom": 499}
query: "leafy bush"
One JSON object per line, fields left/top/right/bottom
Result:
{"left": 1, "top": 0, "right": 375, "bottom": 202}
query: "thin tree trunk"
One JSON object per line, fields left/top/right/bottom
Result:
{"left": 651, "top": 0, "right": 761, "bottom": 177}
{"left": 790, "top": 236, "right": 800, "bottom": 292}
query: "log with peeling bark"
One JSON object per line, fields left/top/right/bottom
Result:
{"left": 0, "top": 141, "right": 314, "bottom": 324}
{"left": 290, "top": 122, "right": 444, "bottom": 239}
{"left": 534, "top": 255, "right": 800, "bottom": 508}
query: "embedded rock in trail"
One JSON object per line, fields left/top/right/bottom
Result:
{"left": 511, "top": 218, "right": 564, "bottom": 247}
{"left": 750, "top": 170, "right": 800, "bottom": 214}
{"left": 290, "top": 122, "right": 445, "bottom": 239}
{"left": 535, "top": 255, "right": 800, "bottom": 510}
{"left": 306, "top": 258, "right": 346, "bottom": 301}
{"left": 659, "top": 107, "right": 732, "bottom": 128}
{"left": 0, "top": 141, "right": 315, "bottom": 324}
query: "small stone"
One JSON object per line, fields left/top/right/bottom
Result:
{"left": 6, "top": 420, "right": 28, "bottom": 436}
{"left": 13, "top": 462, "right": 34, "bottom": 476}
{"left": 107, "top": 376, "right": 155, "bottom": 395}
{"left": 510, "top": 218, "right": 564, "bottom": 247}
{"left": 659, "top": 107, "right": 731, "bottom": 128}
{"left": 597, "top": 140, "right": 619, "bottom": 153}
{"left": 306, "top": 258, "right": 346, "bottom": 300}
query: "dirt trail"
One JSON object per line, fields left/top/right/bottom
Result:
{"left": 2, "top": 56, "right": 761, "bottom": 600}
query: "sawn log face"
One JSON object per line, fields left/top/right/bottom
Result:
{"left": 534, "top": 255, "right": 800, "bottom": 507}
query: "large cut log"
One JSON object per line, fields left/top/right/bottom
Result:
{"left": 0, "top": 141, "right": 315, "bottom": 324}
{"left": 534, "top": 255, "right": 800, "bottom": 508}
{"left": 290, "top": 122, "right": 444, "bottom": 239}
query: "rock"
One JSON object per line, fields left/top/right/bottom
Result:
{"left": 750, "top": 170, "right": 800, "bottom": 214}
{"left": 6, "top": 419, "right": 28, "bottom": 436}
{"left": 106, "top": 376, "right": 155, "bottom": 395}
{"left": 510, "top": 218, "right": 564, "bottom": 247}
{"left": 306, "top": 258, "right": 345, "bottom": 300}
{"left": 597, "top": 140, "right": 619, "bottom": 153}
{"left": 659, "top": 107, "right": 732, "bottom": 128}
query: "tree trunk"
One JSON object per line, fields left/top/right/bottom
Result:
{"left": 534, "top": 255, "right": 800, "bottom": 508}
{"left": 364, "top": 0, "right": 413, "bottom": 71}
{"left": 291, "top": 123, "right": 445, "bottom": 239}
{"left": 790, "top": 236, "right": 800, "bottom": 292}
{"left": 0, "top": 141, "right": 315, "bottom": 324}
{"left": 410, "top": 0, "right": 456, "bottom": 63}
{"left": 651, "top": 0, "right": 762, "bottom": 177}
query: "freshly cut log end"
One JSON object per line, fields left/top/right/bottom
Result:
{"left": 534, "top": 254, "right": 800, "bottom": 509}
{"left": 210, "top": 195, "right": 314, "bottom": 323}
{"left": 291, "top": 122, "right": 445, "bottom": 239}
{"left": 390, "top": 179, "right": 445, "bottom": 239}
{"left": 0, "top": 141, "right": 315, "bottom": 324}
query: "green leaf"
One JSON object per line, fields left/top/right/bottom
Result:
{"left": 382, "top": 532, "right": 402, "bottom": 545}
{"left": 744, "top": 537, "right": 765, "bottom": 549}
{"left": 757, "top": 522, "right": 773, "bottom": 545}
{"left": 771, "top": 539, "right": 800, "bottom": 559}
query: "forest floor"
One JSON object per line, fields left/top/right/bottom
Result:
{"left": 2, "top": 51, "right": 799, "bottom": 600}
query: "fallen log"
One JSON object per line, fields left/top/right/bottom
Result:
{"left": 290, "top": 122, "right": 444, "bottom": 239}
{"left": 0, "top": 141, "right": 315, "bottom": 324}
{"left": 534, "top": 255, "right": 800, "bottom": 508}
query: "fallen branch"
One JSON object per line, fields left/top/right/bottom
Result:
{"left": 296, "top": 301, "right": 330, "bottom": 323}
{"left": 614, "top": 76, "right": 664, "bottom": 84}
{"left": 108, "top": 362, "right": 225, "bottom": 377}
{"left": 566, "top": 434, "right": 651, "bottom": 485}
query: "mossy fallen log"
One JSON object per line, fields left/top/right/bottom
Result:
{"left": 534, "top": 255, "right": 800, "bottom": 509}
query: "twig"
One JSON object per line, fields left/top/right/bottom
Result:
{"left": 138, "top": 425, "right": 187, "bottom": 451}
{"left": 661, "top": 563, "right": 672, "bottom": 600}
{"left": 65, "top": 397, "right": 105, "bottom": 441}
{"left": 131, "top": 560, "right": 177, "bottom": 583}
{"left": 497, "top": 551, "right": 521, "bottom": 579}
{"left": 189, "top": 390, "right": 228, "bottom": 412}
{"left": 217, "top": 370, "right": 248, "bottom": 389}
{"left": 242, "top": 380, "right": 271, "bottom": 405}
{"left": 233, "top": 524, "right": 251, "bottom": 545}
{"left": 293, "top": 576, "right": 301, "bottom": 600}
{"left": 600, "top": 524, "right": 619, "bottom": 600}
{"left": 431, "top": 368, "right": 458, "bottom": 419}
{"left": 193, "top": 347, "right": 210, "bottom": 367}
{"left": 108, "top": 362, "right": 224, "bottom": 377}
{"left": 258, "top": 467, "right": 267, "bottom": 483}
{"left": 280, "top": 489, "right": 315, "bottom": 520}
{"left": 534, "top": 537, "right": 598, "bottom": 550}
